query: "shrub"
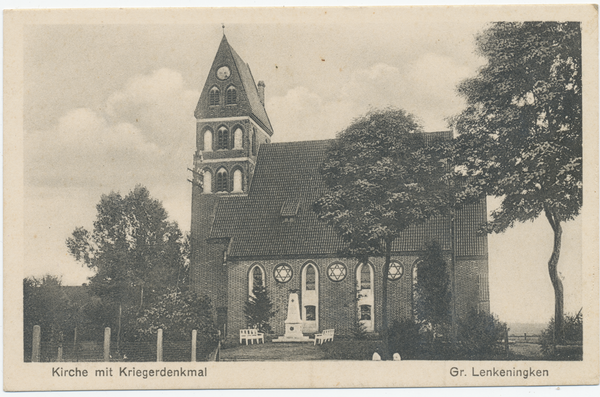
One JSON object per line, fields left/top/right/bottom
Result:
{"left": 414, "top": 241, "right": 452, "bottom": 329}
{"left": 457, "top": 310, "right": 506, "bottom": 359}
{"left": 244, "top": 285, "right": 276, "bottom": 333}
{"left": 540, "top": 310, "right": 583, "bottom": 359}
{"left": 385, "top": 318, "right": 424, "bottom": 360}
{"left": 122, "top": 287, "right": 219, "bottom": 361}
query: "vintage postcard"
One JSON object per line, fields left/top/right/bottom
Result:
{"left": 4, "top": 5, "right": 599, "bottom": 391}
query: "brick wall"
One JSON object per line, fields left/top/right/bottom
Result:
{"left": 190, "top": 186, "right": 228, "bottom": 320}
{"left": 226, "top": 256, "right": 422, "bottom": 337}
{"left": 454, "top": 257, "right": 489, "bottom": 317}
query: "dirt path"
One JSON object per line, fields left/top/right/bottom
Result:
{"left": 220, "top": 342, "right": 328, "bottom": 361}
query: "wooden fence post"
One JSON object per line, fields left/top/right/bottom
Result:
{"left": 57, "top": 331, "right": 63, "bottom": 362}
{"left": 31, "top": 325, "right": 41, "bottom": 362}
{"left": 157, "top": 329, "right": 163, "bottom": 362}
{"left": 103, "top": 327, "right": 111, "bottom": 362}
{"left": 191, "top": 330, "right": 197, "bottom": 362}
{"left": 73, "top": 327, "right": 78, "bottom": 362}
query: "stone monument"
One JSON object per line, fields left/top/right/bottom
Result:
{"left": 273, "top": 292, "right": 311, "bottom": 342}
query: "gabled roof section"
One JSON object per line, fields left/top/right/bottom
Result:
{"left": 208, "top": 136, "right": 488, "bottom": 259}
{"left": 195, "top": 35, "right": 273, "bottom": 135}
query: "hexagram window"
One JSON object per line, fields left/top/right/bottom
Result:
{"left": 387, "top": 261, "right": 404, "bottom": 281}
{"left": 327, "top": 262, "right": 347, "bottom": 282}
{"left": 226, "top": 86, "right": 237, "bottom": 105}
{"left": 274, "top": 263, "right": 293, "bottom": 283}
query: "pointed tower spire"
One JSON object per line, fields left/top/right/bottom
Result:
{"left": 194, "top": 35, "right": 273, "bottom": 135}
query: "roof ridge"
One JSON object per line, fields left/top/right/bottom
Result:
{"left": 266, "top": 139, "right": 336, "bottom": 146}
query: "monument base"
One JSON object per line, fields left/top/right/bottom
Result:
{"left": 273, "top": 319, "right": 312, "bottom": 343}
{"left": 272, "top": 335, "right": 312, "bottom": 343}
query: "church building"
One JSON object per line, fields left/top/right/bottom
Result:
{"left": 190, "top": 35, "right": 490, "bottom": 338}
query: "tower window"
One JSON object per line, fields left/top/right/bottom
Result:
{"left": 233, "top": 169, "right": 243, "bottom": 193}
{"left": 216, "top": 168, "right": 228, "bottom": 192}
{"left": 226, "top": 86, "right": 237, "bottom": 105}
{"left": 252, "top": 130, "right": 257, "bottom": 156}
{"left": 203, "top": 170, "right": 212, "bottom": 193}
{"left": 233, "top": 127, "right": 243, "bottom": 149}
{"left": 209, "top": 87, "right": 220, "bottom": 106}
{"left": 217, "top": 127, "right": 229, "bottom": 150}
{"left": 203, "top": 129, "right": 213, "bottom": 152}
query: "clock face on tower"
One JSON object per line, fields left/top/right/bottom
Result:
{"left": 216, "top": 66, "right": 231, "bottom": 80}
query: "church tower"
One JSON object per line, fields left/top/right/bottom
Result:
{"left": 190, "top": 34, "right": 273, "bottom": 331}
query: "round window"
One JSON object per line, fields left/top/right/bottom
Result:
{"left": 274, "top": 263, "right": 293, "bottom": 283}
{"left": 387, "top": 261, "right": 404, "bottom": 281}
{"left": 327, "top": 262, "right": 347, "bottom": 282}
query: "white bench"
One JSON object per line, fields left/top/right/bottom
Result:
{"left": 314, "top": 329, "right": 335, "bottom": 345}
{"left": 239, "top": 329, "right": 265, "bottom": 345}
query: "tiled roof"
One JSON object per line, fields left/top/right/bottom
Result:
{"left": 209, "top": 137, "right": 486, "bottom": 259}
{"left": 227, "top": 39, "right": 273, "bottom": 134}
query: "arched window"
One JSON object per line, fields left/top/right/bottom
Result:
{"left": 356, "top": 262, "right": 374, "bottom": 332}
{"left": 252, "top": 131, "right": 257, "bottom": 156}
{"left": 306, "top": 265, "right": 315, "bottom": 290}
{"left": 233, "top": 169, "right": 243, "bottom": 193}
{"left": 216, "top": 168, "right": 228, "bottom": 192}
{"left": 209, "top": 87, "right": 220, "bottom": 106}
{"left": 204, "top": 129, "right": 213, "bottom": 152}
{"left": 226, "top": 86, "right": 237, "bottom": 105}
{"left": 233, "top": 127, "right": 243, "bottom": 149}
{"left": 361, "top": 263, "right": 371, "bottom": 290}
{"left": 301, "top": 263, "right": 319, "bottom": 332}
{"left": 203, "top": 170, "right": 212, "bottom": 193}
{"left": 217, "top": 127, "right": 229, "bottom": 150}
{"left": 248, "top": 264, "right": 265, "bottom": 297}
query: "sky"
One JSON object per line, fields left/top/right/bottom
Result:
{"left": 21, "top": 8, "right": 584, "bottom": 325}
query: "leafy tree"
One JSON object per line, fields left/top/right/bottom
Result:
{"left": 244, "top": 285, "right": 276, "bottom": 334}
{"left": 125, "top": 287, "right": 219, "bottom": 361}
{"left": 66, "top": 185, "right": 187, "bottom": 351}
{"left": 23, "top": 275, "right": 75, "bottom": 361}
{"left": 452, "top": 22, "right": 582, "bottom": 344}
{"left": 414, "top": 240, "right": 452, "bottom": 338}
{"left": 313, "top": 107, "right": 448, "bottom": 331}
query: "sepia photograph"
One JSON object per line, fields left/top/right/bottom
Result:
{"left": 3, "top": 4, "right": 598, "bottom": 391}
